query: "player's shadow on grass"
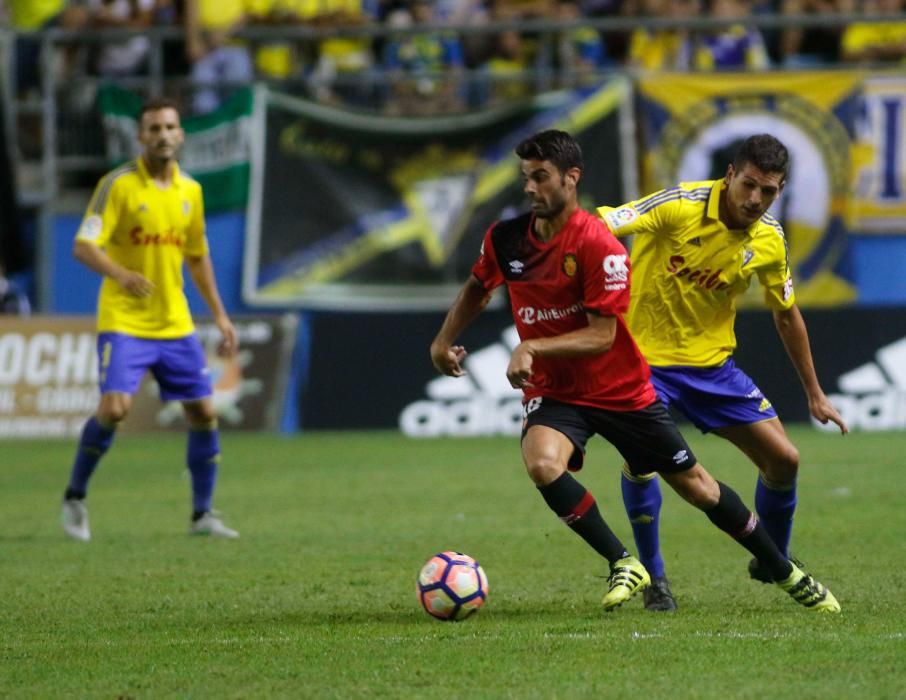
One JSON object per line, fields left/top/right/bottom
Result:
{"left": 269, "top": 602, "right": 597, "bottom": 627}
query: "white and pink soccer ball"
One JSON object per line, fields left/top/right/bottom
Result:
{"left": 416, "top": 551, "right": 489, "bottom": 621}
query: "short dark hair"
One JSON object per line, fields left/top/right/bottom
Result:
{"left": 515, "top": 130, "right": 583, "bottom": 174}
{"left": 733, "top": 134, "right": 790, "bottom": 180}
{"left": 139, "top": 97, "right": 181, "bottom": 121}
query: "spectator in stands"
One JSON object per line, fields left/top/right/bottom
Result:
{"left": 246, "top": 0, "right": 304, "bottom": 83}
{"left": 626, "top": 0, "right": 698, "bottom": 70}
{"left": 184, "top": 0, "right": 254, "bottom": 114}
{"left": 481, "top": 29, "right": 533, "bottom": 105}
{"left": 381, "top": 0, "right": 466, "bottom": 115}
{"left": 691, "top": 0, "right": 771, "bottom": 70}
{"left": 301, "top": 0, "right": 379, "bottom": 107}
{"left": 87, "top": 0, "right": 158, "bottom": 78}
{"left": 7, "top": 0, "right": 86, "bottom": 95}
{"left": 778, "top": 0, "right": 855, "bottom": 66}
{"left": 557, "top": 0, "right": 610, "bottom": 87}
{"left": 841, "top": 0, "right": 906, "bottom": 64}
{"left": 582, "top": 0, "right": 632, "bottom": 64}
{"left": 433, "top": 0, "right": 493, "bottom": 72}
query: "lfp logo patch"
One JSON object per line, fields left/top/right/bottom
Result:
{"left": 604, "top": 206, "right": 639, "bottom": 231}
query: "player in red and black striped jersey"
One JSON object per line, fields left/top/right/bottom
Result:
{"left": 430, "top": 129, "right": 839, "bottom": 613}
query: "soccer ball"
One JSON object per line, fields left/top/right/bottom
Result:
{"left": 416, "top": 551, "right": 489, "bottom": 621}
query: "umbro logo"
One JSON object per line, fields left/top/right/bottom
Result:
{"left": 400, "top": 326, "right": 523, "bottom": 437}
{"left": 509, "top": 260, "right": 525, "bottom": 275}
{"left": 818, "top": 336, "right": 906, "bottom": 431}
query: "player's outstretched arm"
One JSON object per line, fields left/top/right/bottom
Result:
{"left": 430, "top": 275, "right": 491, "bottom": 377}
{"left": 773, "top": 305, "right": 848, "bottom": 434}
{"left": 185, "top": 254, "right": 237, "bottom": 357}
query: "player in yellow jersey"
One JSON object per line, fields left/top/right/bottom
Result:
{"left": 596, "top": 134, "right": 848, "bottom": 611}
{"left": 61, "top": 98, "right": 240, "bottom": 541}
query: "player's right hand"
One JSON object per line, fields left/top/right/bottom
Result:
{"left": 431, "top": 345, "right": 467, "bottom": 377}
{"left": 116, "top": 270, "right": 155, "bottom": 298}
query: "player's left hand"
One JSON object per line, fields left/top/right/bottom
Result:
{"left": 216, "top": 318, "right": 239, "bottom": 358}
{"left": 809, "top": 393, "right": 848, "bottom": 434}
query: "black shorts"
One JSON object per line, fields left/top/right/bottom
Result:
{"left": 522, "top": 397, "right": 697, "bottom": 475}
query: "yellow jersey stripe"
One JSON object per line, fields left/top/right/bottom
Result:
{"left": 89, "top": 162, "right": 138, "bottom": 215}
{"left": 636, "top": 186, "right": 711, "bottom": 214}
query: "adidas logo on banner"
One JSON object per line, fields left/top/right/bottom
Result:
{"left": 818, "top": 336, "right": 906, "bottom": 431}
{"left": 399, "top": 326, "right": 524, "bottom": 437}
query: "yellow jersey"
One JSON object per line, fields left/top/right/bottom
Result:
{"left": 76, "top": 158, "right": 208, "bottom": 339}
{"left": 596, "top": 179, "right": 794, "bottom": 367}
{"left": 9, "top": 0, "right": 65, "bottom": 30}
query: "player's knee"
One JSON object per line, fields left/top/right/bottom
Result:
{"left": 183, "top": 400, "right": 216, "bottom": 428}
{"left": 663, "top": 465, "right": 719, "bottom": 509}
{"left": 763, "top": 445, "right": 799, "bottom": 482}
{"left": 524, "top": 455, "right": 564, "bottom": 487}
{"left": 98, "top": 403, "right": 129, "bottom": 425}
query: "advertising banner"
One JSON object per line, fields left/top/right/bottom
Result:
{"left": 635, "top": 70, "right": 906, "bottom": 307}
{"left": 300, "top": 308, "right": 906, "bottom": 435}
{"left": 99, "top": 85, "right": 260, "bottom": 212}
{"left": 243, "top": 79, "right": 633, "bottom": 310}
{"left": 0, "top": 316, "right": 297, "bottom": 438}
{"left": 733, "top": 308, "right": 906, "bottom": 432}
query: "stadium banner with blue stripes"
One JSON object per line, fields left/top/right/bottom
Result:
{"left": 241, "top": 79, "right": 633, "bottom": 311}
{"left": 636, "top": 70, "right": 906, "bottom": 308}
{"left": 99, "top": 85, "right": 258, "bottom": 213}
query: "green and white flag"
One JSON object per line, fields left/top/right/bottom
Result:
{"left": 98, "top": 85, "right": 257, "bottom": 212}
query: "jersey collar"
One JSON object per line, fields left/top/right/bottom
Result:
{"left": 136, "top": 156, "right": 184, "bottom": 188}
{"left": 706, "top": 179, "right": 723, "bottom": 221}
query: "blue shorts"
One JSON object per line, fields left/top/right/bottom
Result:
{"left": 97, "top": 333, "right": 212, "bottom": 402}
{"left": 649, "top": 359, "right": 777, "bottom": 433}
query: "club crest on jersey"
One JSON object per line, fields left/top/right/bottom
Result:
{"left": 562, "top": 253, "right": 577, "bottom": 277}
{"left": 742, "top": 247, "right": 755, "bottom": 267}
{"left": 183, "top": 200, "right": 191, "bottom": 215}
{"left": 509, "top": 260, "right": 525, "bottom": 275}
{"left": 604, "top": 206, "right": 638, "bottom": 230}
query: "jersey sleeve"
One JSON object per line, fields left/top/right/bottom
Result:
{"left": 595, "top": 188, "right": 680, "bottom": 239}
{"left": 182, "top": 182, "right": 209, "bottom": 257}
{"left": 758, "top": 227, "right": 796, "bottom": 310}
{"left": 471, "top": 226, "right": 505, "bottom": 291}
{"left": 76, "top": 172, "right": 123, "bottom": 247}
{"left": 579, "top": 222, "right": 631, "bottom": 316}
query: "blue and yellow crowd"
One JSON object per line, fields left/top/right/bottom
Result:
{"left": 3, "top": 0, "right": 906, "bottom": 114}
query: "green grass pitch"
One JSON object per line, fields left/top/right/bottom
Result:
{"left": 1, "top": 427, "right": 904, "bottom": 698}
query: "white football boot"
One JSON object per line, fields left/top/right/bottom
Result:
{"left": 61, "top": 499, "right": 91, "bottom": 541}
{"left": 189, "top": 511, "right": 239, "bottom": 539}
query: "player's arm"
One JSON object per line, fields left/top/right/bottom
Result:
{"left": 595, "top": 188, "right": 678, "bottom": 239}
{"left": 507, "top": 312, "right": 616, "bottom": 389}
{"left": 73, "top": 240, "right": 155, "bottom": 298}
{"left": 772, "top": 305, "right": 848, "bottom": 434}
{"left": 185, "top": 254, "right": 238, "bottom": 357}
{"left": 74, "top": 176, "right": 154, "bottom": 297}
{"left": 430, "top": 274, "right": 491, "bottom": 377}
